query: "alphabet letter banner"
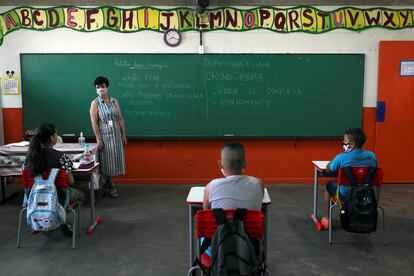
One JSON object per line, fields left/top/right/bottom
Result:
{"left": 0, "top": 6, "right": 413, "bottom": 45}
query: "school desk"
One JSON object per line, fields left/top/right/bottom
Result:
{"left": 0, "top": 143, "right": 98, "bottom": 202}
{"left": 73, "top": 163, "right": 102, "bottom": 235}
{"left": 0, "top": 143, "right": 102, "bottom": 234}
{"left": 310, "top": 161, "right": 337, "bottom": 231}
{"left": 0, "top": 142, "right": 98, "bottom": 163}
{"left": 186, "top": 186, "right": 271, "bottom": 269}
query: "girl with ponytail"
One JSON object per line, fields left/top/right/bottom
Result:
{"left": 27, "top": 123, "right": 56, "bottom": 175}
{"left": 25, "top": 123, "right": 85, "bottom": 237}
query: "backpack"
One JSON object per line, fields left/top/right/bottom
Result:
{"left": 27, "top": 168, "right": 66, "bottom": 231}
{"left": 209, "top": 208, "right": 258, "bottom": 276}
{"left": 340, "top": 167, "right": 378, "bottom": 233}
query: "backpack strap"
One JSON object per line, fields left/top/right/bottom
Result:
{"left": 212, "top": 208, "right": 227, "bottom": 225}
{"left": 33, "top": 175, "right": 42, "bottom": 185}
{"left": 336, "top": 185, "right": 343, "bottom": 209}
{"left": 363, "top": 167, "right": 377, "bottom": 185}
{"left": 233, "top": 208, "right": 247, "bottom": 221}
{"left": 47, "top": 168, "right": 60, "bottom": 183}
{"left": 191, "top": 257, "right": 209, "bottom": 276}
{"left": 343, "top": 166, "right": 357, "bottom": 187}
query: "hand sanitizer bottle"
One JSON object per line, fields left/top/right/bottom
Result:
{"left": 82, "top": 144, "right": 92, "bottom": 162}
{"left": 78, "top": 132, "right": 85, "bottom": 147}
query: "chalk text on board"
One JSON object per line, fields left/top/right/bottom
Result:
{"left": 266, "top": 87, "right": 303, "bottom": 96}
{"left": 205, "top": 71, "right": 264, "bottom": 82}
{"left": 213, "top": 87, "right": 238, "bottom": 95}
{"left": 216, "top": 99, "right": 272, "bottom": 108}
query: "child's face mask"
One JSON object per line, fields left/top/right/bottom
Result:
{"left": 342, "top": 143, "right": 352, "bottom": 152}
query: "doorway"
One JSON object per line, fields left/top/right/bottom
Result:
{"left": 376, "top": 41, "right": 414, "bottom": 183}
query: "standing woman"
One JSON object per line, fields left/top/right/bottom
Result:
{"left": 90, "top": 76, "right": 127, "bottom": 198}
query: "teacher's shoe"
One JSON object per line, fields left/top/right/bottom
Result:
{"left": 106, "top": 187, "right": 118, "bottom": 198}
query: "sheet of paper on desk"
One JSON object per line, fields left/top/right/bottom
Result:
{"left": 8, "top": 141, "right": 29, "bottom": 147}
{"left": 313, "top": 161, "right": 330, "bottom": 169}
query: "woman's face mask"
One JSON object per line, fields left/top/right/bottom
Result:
{"left": 96, "top": 83, "right": 108, "bottom": 97}
{"left": 96, "top": 87, "right": 108, "bottom": 97}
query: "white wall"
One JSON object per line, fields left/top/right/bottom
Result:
{"left": 0, "top": 5, "right": 413, "bottom": 109}
{"left": 0, "top": 100, "right": 3, "bottom": 145}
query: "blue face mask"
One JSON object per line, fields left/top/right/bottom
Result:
{"left": 342, "top": 143, "right": 352, "bottom": 152}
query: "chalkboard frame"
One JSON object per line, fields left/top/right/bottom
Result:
{"left": 21, "top": 53, "right": 364, "bottom": 139}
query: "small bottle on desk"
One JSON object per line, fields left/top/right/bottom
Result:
{"left": 78, "top": 132, "right": 85, "bottom": 147}
{"left": 82, "top": 144, "right": 92, "bottom": 162}
{"left": 79, "top": 144, "right": 94, "bottom": 169}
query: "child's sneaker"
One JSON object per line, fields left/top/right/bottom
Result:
{"left": 320, "top": 217, "right": 329, "bottom": 230}
{"left": 60, "top": 224, "right": 73, "bottom": 238}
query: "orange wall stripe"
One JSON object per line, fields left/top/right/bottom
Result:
{"left": 2, "top": 108, "right": 24, "bottom": 143}
{"left": 3, "top": 107, "right": 377, "bottom": 184}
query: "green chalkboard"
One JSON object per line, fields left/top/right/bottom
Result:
{"left": 21, "top": 54, "right": 364, "bottom": 138}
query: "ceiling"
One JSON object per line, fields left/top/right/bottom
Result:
{"left": 0, "top": 1, "right": 413, "bottom": 6}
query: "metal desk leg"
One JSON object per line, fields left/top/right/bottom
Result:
{"left": 0, "top": 176, "right": 5, "bottom": 201}
{"left": 87, "top": 180, "right": 102, "bottom": 235}
{"left": 310, "top": 167, "right": 323, "bottom": 231}
{"left": 189, "top": 205, "right": 194, "bottom": 269}
{"left": 0, "top": 176, "right": 18, "bottom": 204}
{"left": 263, "top": 206, "right": 268, "bottom": 266}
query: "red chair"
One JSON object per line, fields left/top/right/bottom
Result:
{"left": 187, "top": 209, "right": 269, "bottom": 276}
{"left": 17, "top": 169, "right": 81, "bottom": 249}
{"left": 329, "top": 166, "right": 386, "bottom": 244}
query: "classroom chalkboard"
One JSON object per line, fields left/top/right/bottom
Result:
{"left": 21, "top": 53, "right": 364, "bottom": 138}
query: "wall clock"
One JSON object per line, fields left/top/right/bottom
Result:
{"left": 164, "top": 29, "right": 181, "bottom": 47}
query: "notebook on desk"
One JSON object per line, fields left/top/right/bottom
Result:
{"left": 7, "top": 141, "right": 29, "bottom": 147}
{"left": 312, "top": 161, "right": 329, "bottom": 170}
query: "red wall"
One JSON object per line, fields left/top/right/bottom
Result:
{"left": 2, "top": 107, "right": 376, "bottom": 184}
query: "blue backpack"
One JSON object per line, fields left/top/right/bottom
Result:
{"left": 27, "top": 169, "right": 66, "bottom": 231}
